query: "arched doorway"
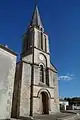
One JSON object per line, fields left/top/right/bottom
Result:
{"left": 41, "top": 92, "right": 49, "bottom": 114}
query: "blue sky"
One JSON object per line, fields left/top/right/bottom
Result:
{"left": 0, "top": 0, "right": 80, "bottom": 98}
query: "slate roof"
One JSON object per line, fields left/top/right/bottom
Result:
{"left": 30, "top": 5, "right": 44, "bottom": 30}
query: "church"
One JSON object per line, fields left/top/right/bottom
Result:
{"left": 0, "top": 4, "right": 59, "bottom": 120}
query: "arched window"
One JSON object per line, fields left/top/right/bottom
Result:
{"left": 44, "top": 35, "right": 47, "bottom": 52}
{"left": 41, "top": 32, "right": 43, "bottom": 50}
{"left": 46, "top": 68, "right": 49, "bottom": 86}
{"left": 40, "top": 65, "right": 44, "bottom": 83}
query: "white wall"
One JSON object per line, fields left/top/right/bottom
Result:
{"left": 0, "top": 47, "right": 16, "bottom": 119}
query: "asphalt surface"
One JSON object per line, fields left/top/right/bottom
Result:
{"left": 33, "top": 113, "right": 76, "bottom": 120}
{"left": 10, "top": 112, "right": 80, "bottom": 120}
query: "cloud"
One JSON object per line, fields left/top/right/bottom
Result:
{"left": 58, "top": 74, "right": 74, "bottom": 81}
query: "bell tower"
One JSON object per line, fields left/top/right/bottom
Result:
{"left": 12, "top": 4, "right": 59, "bottom": 119}
{"left": 22, "top": 5, "right": 50, "bottom": 57}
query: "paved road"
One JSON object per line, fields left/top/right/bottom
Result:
{"left": 33, "top": 113, "right": 76, "bottom": 120}
{"left": 11, "top": 112, "right": 80, "bottom": 120}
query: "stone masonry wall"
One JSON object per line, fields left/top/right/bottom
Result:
{"left": 34, "top": 28, "right": 50, "bottom": 53}
{"left": 0, "top": 47, "right": 16, "bottom": 119}
{"left": 19, "top": 62, "right": 31, "bottom": 117}
{"left": 53, "top": 73, "right": 60, "bottom": 112}
{"left": 33, "top": 86, "right": 54, "bottom": 115}
{"left": 49, "top": 69, "right": 60, "bottom": 113}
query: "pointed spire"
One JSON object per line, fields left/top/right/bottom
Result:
{"left": 30, "top": 5, "right": 44, "bottom": 30}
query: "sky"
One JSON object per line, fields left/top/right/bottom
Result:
{"left": 0, "top": 0, "right": 80, "bottom": 98}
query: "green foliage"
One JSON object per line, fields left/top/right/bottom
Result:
{"left": 64, "top": 97, "right": 80, "bottom": 105}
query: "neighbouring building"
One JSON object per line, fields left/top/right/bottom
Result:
{"left": 0, "top": 4, "right": 60, "bottom": 120}
{"left": 0, "top": 45, "right": 17, "bottom": 119}
{"left": 59, "top": 99, "right": 69, "bottom": 111}
{"left": 64, "top": 97, "right": 80, "bottom": 110}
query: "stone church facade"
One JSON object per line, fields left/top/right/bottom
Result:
{"left": 0, "top": 5, "right": 59, "bottom": 120}
{"left": 11, "top": 5, "right": 59, "bottom": 118}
